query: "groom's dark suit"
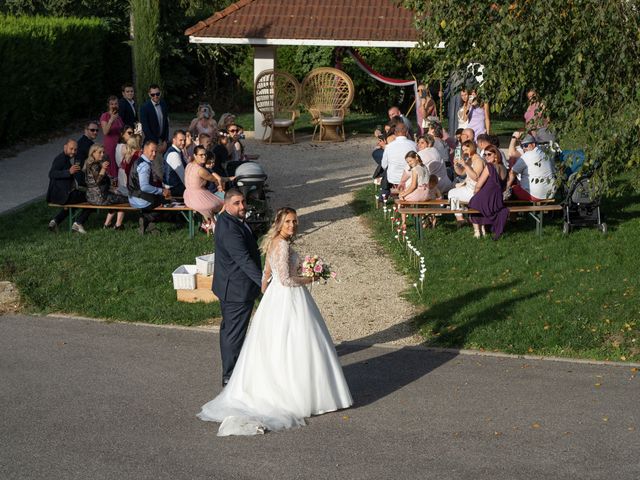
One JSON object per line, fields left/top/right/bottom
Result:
{"left": 213, "top": 211, "right": 263, "bottom": 383}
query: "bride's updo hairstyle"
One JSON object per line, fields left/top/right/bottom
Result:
{"left": 260, "top": 206, "right": 297, "bottom": 254}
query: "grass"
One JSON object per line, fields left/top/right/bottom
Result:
{"left": 0, "top": 202, "right": 219, "bottom": 325}
{"left": 352, "top": 184, "right": 640, "bottom": 362}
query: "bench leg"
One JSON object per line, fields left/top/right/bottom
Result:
{"left": 529, "top": 211, "right": 543, "bottom": 236}
{"left": 178, "top": 210, "right": 195, "bottom": 239}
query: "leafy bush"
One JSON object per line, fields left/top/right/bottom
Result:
{"left": 0, "top": 15, "right": 109, "bottom": 146}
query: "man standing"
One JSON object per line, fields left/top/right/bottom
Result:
{"left": 46, "top": 140, "right": 92, "bottom": 233}
{"left": 128, "top": 140, "right": 170, "bottom": 234}
{"left": 76, "top": 121, "right": 99, "bottom": 165}
{"left": 213, "top": 189, "right": 263, "bottom": 387}
{"left": 162, "top": 130, "right": 187, "bottom": 197}
{"left": 140, "top": 83, "right": 169, "bottom": 151}
{"left": 118, "top": 83, "right": 138, "bottom": 128}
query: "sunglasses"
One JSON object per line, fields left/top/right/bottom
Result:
{"left": 228, "top": 129, "right": 238, "bottom": 133}
{"left": 88, "top": 128, "right": 99, "bottom": 132}
{"left": 485, "top": 152, "right": 495, "bottom": 156}
{"left": 150, "top": 92, "right": 161, "bottom": 97}
{"left": 125, "top": 130, "right": 134, "bottom": 135}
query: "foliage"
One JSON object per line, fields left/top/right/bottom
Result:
{"left": 0, "top": 202, "right": 219, "bottom": 325}
{"left": 354, "top": 182, "right": 640, "bottom": 361}
{"left": 131, "top": 0, "right": 161, "bottom": 96}
{"left": 0, "top": 14, "right": 109, "bottom": 146}
{"left": 403, "top": 0, "right": 640, "bottom": 192}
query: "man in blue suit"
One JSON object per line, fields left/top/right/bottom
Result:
{"left": 213, "top": 188, "right": 263, "bottom": 386}
{"left": 140, "top": 83, "right": 169, "bottom": 152}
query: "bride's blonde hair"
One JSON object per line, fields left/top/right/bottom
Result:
{"left": 260, "top": 207, "right": 297, "bottom": 255}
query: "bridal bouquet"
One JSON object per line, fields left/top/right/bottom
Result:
{"left": 300, "top": 255, "right": 338, "bottom": 283}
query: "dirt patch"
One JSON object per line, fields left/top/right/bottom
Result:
{"left": 0, "top": 281, "right": 20, "bottom": 314}
{"left": 248, "top": 134, "right": 423, "bottom": 346}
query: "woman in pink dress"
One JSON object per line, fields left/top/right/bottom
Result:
{"left": 183, "top": 145, "right": 229, "bottom": 232}
{"left": 100, "top": 95, "right": 125, "bottom": 179}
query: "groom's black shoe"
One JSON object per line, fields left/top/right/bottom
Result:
{"left": 222, "top": 378, "right": 229, "bottom": 388}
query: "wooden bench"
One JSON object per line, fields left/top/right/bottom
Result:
{"left": 397, "top": 204, "right": 563, "bottom": 239}
{"left": 48, "top": 202, "right": 198, "bottom": 238}
{"left": 394, "top": 198, "right": 557, "bottom": 207}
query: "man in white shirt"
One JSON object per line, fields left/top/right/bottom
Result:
{"left": 380, "top": 122, "right": 416, "bottom": 197}
{"left": 506, "top": 135, "right": 556, "bottom": 201}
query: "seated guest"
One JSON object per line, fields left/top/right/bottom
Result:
{"left": 225, "top": 124, "right": 246, "bottom": 176}
{"left": 184, "top": 145, "right": 227, "bottom": 233}
{"left": 482, "top": 144, "right": 508, "bottom": 188}
{"left": 218, "top": 112, "right": 236, "bottom": 131}
{"left": 163, "top": 129, "right": 188, "bottom": 197}
{"left": 128, "top": 141, "right": 171, "bottom": 234}
{"left": 380, "top": 122, "right": 416, "bottom": 198}
{"left": 505, "top": 134, "right": 556, "bottom": 201}
{"left": 46, "top": 140, "right": 92, "bottom": 234}
{"left": 448, "top": 140, "right": 485, "bottom": 226}
{"left": 83, "top": 144, "right": 129, "bottom": 230}
{"left": 115, "top": 125, "right": 134, "bottom": 169}
{"left": 212, "top": 131, "right": 230, "bottom": 174}
{"left": 417, "top": 135, "right": 453, "bottom": 194}
{"left": 426, "top": 121, "right": 451, "bottom": 165}
{"left": 116, "top": 134, "right": 142, "bottom": 197}
{"left": 388, "top": 106, "right": 413, "bottom": 139}
{"left": 398, "top": 152, "right": 441, "bottom": 226}
{"left": 468, "top": 145, "right": 510, "bottom": 240}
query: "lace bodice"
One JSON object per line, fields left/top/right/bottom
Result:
{"left": 268, "top": 239, "right": 305, "bottom": 287}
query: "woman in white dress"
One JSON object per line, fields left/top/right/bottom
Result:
{"left": 197, "top": 207, "right": 353, "bottom": 436}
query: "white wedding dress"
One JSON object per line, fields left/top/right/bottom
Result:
{"left": 197, "top": 238, "right": 353, "bottom": 436}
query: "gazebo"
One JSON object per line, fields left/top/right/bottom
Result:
{"left": 185, "top": 0, "right": 419, "bottom": 139}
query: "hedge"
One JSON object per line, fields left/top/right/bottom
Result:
{"left": 0, "top": 15, "right": 109, "bottom": 146}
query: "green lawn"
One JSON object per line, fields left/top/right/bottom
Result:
{"left": 352, "top": 184, "right": 640, "bottom": 362}
{"left": 0, "top": 202, "right": 219, "bottom": 325}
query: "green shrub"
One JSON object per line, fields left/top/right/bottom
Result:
{"left": 0, "top": 15, "right": 109, "bottom": 146}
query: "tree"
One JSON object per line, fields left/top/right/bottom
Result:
{"left": 131, "top": 0, "right": 161, "bottom": 98}
{"left": 403, "top": 0, "right": 640, "bottom": 190}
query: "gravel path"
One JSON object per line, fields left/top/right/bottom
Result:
{"left": 247, "top": 134, "right": 422, "bottom": 346}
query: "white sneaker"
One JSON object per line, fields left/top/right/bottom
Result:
{"left": 71, "top": 222, "right": 87, "bottom": 234}
{"left": 48, "top": 219, "right": 57, "bottom": 232}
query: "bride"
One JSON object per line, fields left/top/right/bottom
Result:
{"left": 197, "top": 207, "right": 353, "bottom": 436}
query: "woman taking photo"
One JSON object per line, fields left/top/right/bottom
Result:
{"left": 100, "top": 96, "right": 125, "bottom": 179}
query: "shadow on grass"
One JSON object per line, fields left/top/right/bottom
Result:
{"left": 600, "top": 193, "right": 640, "bottom": 228}
{"left": 418, "top": 283, "right": 545, "bottom": 348}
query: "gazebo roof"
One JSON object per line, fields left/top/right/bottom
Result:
{"left": 185, "top": 0, "right": 419, "bottom": 48}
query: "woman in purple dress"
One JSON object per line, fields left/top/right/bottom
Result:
{"left": 468, "top": 145, "right": 509, "bottom": 239}
{"left": 100, "top": 95, "right": 125, "bottom": 180}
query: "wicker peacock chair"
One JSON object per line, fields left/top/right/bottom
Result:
{"left": 254, "top": 69, "right": 301, "bottom": 144}
{"left": 301, "top": 67, "right": 355, "bottom": 142}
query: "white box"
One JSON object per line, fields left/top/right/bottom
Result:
{"left": 196, "top": 254, "right": 215, "bottom": 276}
{"left": 172, "top": 265, "right": 198, "bottom": 290}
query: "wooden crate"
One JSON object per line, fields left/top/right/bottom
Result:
{"left": 177, "top": 274, "right": 217, "bottom": 303}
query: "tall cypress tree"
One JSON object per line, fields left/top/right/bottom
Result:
{"left": 131, "top": 0, "right": 161, "bottom": 98}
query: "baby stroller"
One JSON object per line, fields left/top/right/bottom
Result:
{"left": 233, "top": 161, "right": 272, "bottom": 234}
{"left": 562, "top": 173, "right": 606, "bottom": 234}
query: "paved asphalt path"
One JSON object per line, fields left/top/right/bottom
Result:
{"left": 1, "top": 314, "right": 639, "bottom": 480}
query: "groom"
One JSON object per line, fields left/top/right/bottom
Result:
{"left": 212, "top": 188, "right": 263, "bottom": 386}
